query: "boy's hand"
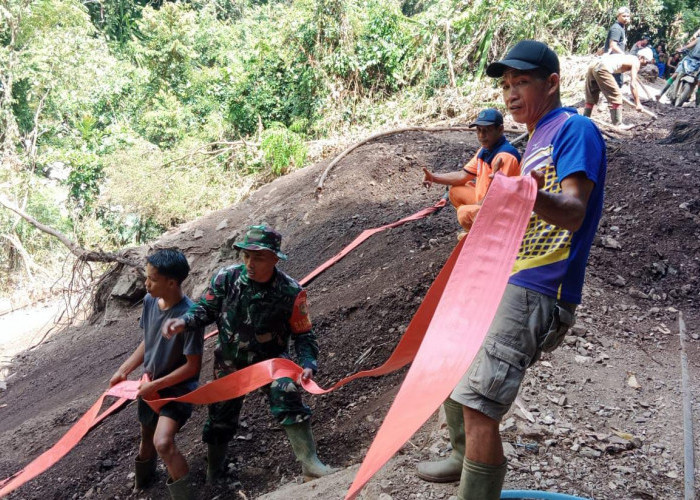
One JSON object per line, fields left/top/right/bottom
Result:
{"left": 137, "top": 380, "right": 158, "bottom": 398}
{"left": 162, "top": 318, "right": 186, "bottom": 339}
{"left": 109, "top": 370, "right": 127, "bottom": 388}
{"left": 422, "top": 167, "right": 434, "bottom": 188}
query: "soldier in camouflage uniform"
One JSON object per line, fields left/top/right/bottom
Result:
{"left": 162, "top": 225, "right": 337, "bottom": 482}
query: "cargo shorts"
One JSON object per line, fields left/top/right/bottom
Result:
{"left": 451, "top": 284, "right": 576, "bottom": 421}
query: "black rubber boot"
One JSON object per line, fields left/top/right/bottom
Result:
{"left": 284, "top": 420, "right": 338, "bottom": 481}
{"left": 457, "top": 458, "right": 507, "bottom": 500}
{"left": 134, "top": 456, "right": 157, "bottom": 490}
{"left": 166, "top": 474, "right": 193, "bottom": 500}
{"left": 416, "top": 398, "right": 465, "bottom": 483}
{"left": 206, "top": 443, "right": 228, "bottom": 484}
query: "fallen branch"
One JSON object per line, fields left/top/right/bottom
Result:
{"left": 0, "top": 197, "right": 140, "bottom": 267}
{"left": 316, "top": 125, "right": 525, "bottom": 194}
{"left": 159, "top": 140, "right": 260, "bottom": 169}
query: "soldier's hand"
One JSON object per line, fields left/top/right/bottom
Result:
{"left": 301, "top": 368, "right": 314, "bottom": 382}
{"left": 162, "top": 318, "right": 186, "bottom": 339}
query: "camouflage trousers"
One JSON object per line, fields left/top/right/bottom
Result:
{"left": 202, "top": 347, "right": 312, "bottom": 445}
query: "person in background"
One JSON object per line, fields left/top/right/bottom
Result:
{"left": 666, "top": 50, "right": 681, "bottom": 77}
{"left": 630, "top": 34, "right": 651, "bottom": 56}
{"left": 657, "top": 32, "right": 700, "bottom": 104}
{"left": 422, "top": 108, "right": 521, "bottom": 240}
{"left": 655, "top": 43, "right": 667, "bottom": 77}
{"left": 603, "top": 6, "right": 631, "bottom": 87}
{"left": 583, "top": 48, "right": 655, "bottom": 126}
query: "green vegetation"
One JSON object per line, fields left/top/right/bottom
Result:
{"left": 0, "top": 0, "right": 698, "bottom": 294}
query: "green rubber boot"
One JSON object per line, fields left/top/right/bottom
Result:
{"left": 457, "top": 458, "right": 507, "bottom": 500}
{"left": 284, "top": 420, "right": 338, "bottom": 481}
{"left": 166, "top": 474, "right": 193, "bottom": 500}
{"left": 416, "top": 398, "right": 465, "bottom": 482}
{"left": 657, "top": 78, "right": 674, "bottom": 101}
{"left": 610, "top": 107, "right": 623, "bottom": 126}
{"left": 582, "top": 107, "right": 592, "bottom": 117}
{"left": 134, "top": 456, "right": 157, "bottom": 490}
{"left": 206, "top": 443, "right": 228, "bottom": 484}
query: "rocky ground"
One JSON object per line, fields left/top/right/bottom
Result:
{"left": 0, "top": 70, "right": 699, "bottom": 500}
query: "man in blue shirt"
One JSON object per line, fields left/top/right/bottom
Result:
{"left": 417, "top": 41, "right": 607, "bottom": 500}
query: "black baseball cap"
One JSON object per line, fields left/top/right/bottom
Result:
{"left": 469, "top": 108, "right": 504, "bottom": 127}
{"left": 486, "top": 40, "right": 560, "bottom": 78}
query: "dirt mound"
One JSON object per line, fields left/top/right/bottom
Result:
{"left": 0, "top": 101, "right": 699, "bottom": 500}
{"left": 658, "top": 120, "right": 700, "bottom": 145}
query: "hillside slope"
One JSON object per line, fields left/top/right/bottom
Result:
{"left": 1, "top": 101, "right": 699, "bottom": 499}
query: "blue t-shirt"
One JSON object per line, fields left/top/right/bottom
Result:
{"left": 141, "top": 294, "right": 204, "bottom": 394}
{"left": 476, "top": 135, "right": 521, "bottom": 165}
{"left": 509, "top": 107, "right": 607, "bottom": 304}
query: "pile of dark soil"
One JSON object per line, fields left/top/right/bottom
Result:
{"left": 0, "top": 101, "right": 698, "bottom": 500}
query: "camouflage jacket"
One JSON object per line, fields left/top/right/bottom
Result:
{"left": 182, "top": 264, "right": 318, "bottom": 371}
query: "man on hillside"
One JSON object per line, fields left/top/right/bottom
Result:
{"left": 583, "top": 47, "right": 654, "bottom": 126}
{"left": 421, "top": 108, "right": 521, "bottom": 239}
{"left": 416, "top": 40, "right": 607, "bottom": 500}
{"left": 110, "top": 249, "right": 204, "bottom": 500}
{"left": 603, "top": 6, "right": 631, "bottom": 87}
{"left": 162, "top": 224, "right": 337, "bottom": 483}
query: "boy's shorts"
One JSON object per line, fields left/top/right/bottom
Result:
{"left": 138, "top": 388, "right": 193, "bottom": 429}
{"left": 450, "top": 284, "right": 574, "bottom": 422}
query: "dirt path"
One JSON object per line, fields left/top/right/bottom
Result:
{"left": 0, "top": 95, "right": 698, "bottom": 499}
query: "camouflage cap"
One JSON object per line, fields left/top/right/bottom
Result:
{"left": 234, "top": 224, "right": 288, "bottom": 260}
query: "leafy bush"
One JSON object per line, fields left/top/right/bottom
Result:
{"left": 260, "top": 124, "right": 307, "bottom": 175}
{"left": 227, "top": 47, "right": 321, "bottom": 136}
{"left": 138, "top": 91, "right": 192, "bottom": 146}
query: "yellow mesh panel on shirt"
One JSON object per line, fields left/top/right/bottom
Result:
{"left": 512, "top": 160, "right": 573, "bottom": 274}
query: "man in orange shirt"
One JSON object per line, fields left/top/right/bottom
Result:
{"left": 422, "top": 109, "right": 521, "bottom": 237}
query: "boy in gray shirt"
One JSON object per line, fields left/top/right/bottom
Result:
{"left": 110, "top": 249, "right": 203, "bottom": 499}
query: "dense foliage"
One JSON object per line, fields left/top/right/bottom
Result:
{"left": 0, "top": 0, "right": 698, "bottom": 293}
